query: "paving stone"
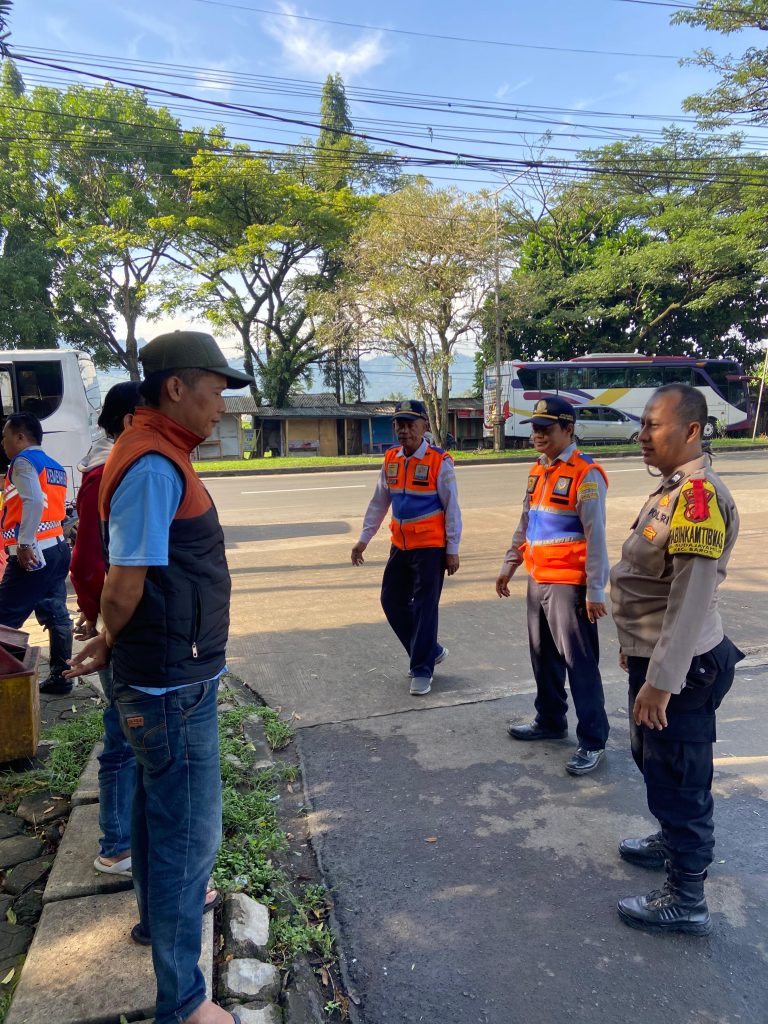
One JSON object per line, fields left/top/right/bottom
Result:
{"left": 0, "top": 815, "right": 23, "bottom": 841}
{"left": 3, "top": 857, "right": 52, "bottom": 896}
{"left": 0, "top": 835, "right": 44, "bottom": 870}
{"left": 71, "top": 742, "right": 102, "bottom": 807}
{"left": 5, "top": 888, "right": 214, "bottom": 1024}
{"left": 234, "top": 1005, "right": 283, "bottom": 1024}
{"left": 224, "top": 893, "right": 270, "bottom": 960}
{"left": 243, "top": 716, "right": 273, "bottom": 769}
{"left": 16, "top": 791, "right": 70, "bottom": 826}
{"left": 43, "top": 803, "right": 133, "bottom": 904}
{"left": 219, "top": 959, "right": 280, "bottom": 1004}
{"left": 0, "top": 920, "right": 34, "bottom": 962}
{"left": 11, "top": 889, "right": 43, "bottom": 927}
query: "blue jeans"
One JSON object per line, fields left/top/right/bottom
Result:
{"left": 98, "top": 666, "right": 136, "bottom": 859}
{"left": 114, "top": 677, "right": 222, "bottom": 1024}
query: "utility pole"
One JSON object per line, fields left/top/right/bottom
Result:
{"left": 752, "top": 341, "right": 768, "bottom": 440}
{"left": 493, "top": 190, "right": 504, "bottom": 452}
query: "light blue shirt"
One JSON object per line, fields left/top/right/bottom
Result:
{"left": 108, "top": 453, "right": 200, "bottom": 694}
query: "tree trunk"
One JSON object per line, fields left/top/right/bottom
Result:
{"left": 124, "top": 316, "right": 141, "bottom": 381}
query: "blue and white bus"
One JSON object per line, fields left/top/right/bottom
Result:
{"left": 484, "top": 353, "right": 752, "bottom": 444}
{"left": 0, "top": 350, "right": 102, "bottom": 496}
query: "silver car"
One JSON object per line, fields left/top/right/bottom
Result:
{"left": 573, "top": 405, "right": 640, "bottom": 445}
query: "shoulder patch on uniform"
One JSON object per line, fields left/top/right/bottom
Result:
{"left": 668, "top": 479, "right": 726, "bottom": 559}
{"left": 577, "top": 480, "right": 599, "bottom": 501}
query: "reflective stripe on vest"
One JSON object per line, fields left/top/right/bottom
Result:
{"left": 384, "top": 445, "right": 448, "bottom": 550}
{"left": 1, "top": 449, "right": 67, "bottom": 548}
{"left": 522, "top": 451, "right": 607, "bottom": 585}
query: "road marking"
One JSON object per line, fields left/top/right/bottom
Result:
{"left": 241, "top": 484, "right": 367, "bottom": 495}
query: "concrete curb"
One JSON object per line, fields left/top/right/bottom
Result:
{"left": 198, "top": 442, "right": 768, "bottom": 478}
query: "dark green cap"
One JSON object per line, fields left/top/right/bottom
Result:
{"left": 139, "top": 330, "right": 253, "bottom": 389}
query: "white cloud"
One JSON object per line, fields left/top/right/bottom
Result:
{"left": 263, "top": 2, "right": 388, "bottom": 80}
{"left": 495, "top": 78, "right": 532, "bottom": 100}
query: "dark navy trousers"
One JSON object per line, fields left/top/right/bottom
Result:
{"left": 0, "top": 539, "right": 72, "bottom": 679}
{"left": 380, "top": 546, "right": 445, "bottom": 681}
{"left": 627, "top": 636, "right": 743, "bottom": 873}
{"left": 527, "top": 578, "right": 610, "bottom": 750}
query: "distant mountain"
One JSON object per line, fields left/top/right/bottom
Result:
{"left": 308, "top": 351, "right": 479, "bottom": 401}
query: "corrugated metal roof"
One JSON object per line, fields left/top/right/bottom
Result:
{"left": 223, "top": 394, "right": 482, "bottom": 418}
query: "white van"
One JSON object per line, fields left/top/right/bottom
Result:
{"left": 0, "top": 349, "right": 102, "bottom": 497}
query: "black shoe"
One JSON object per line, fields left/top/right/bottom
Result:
{"left": 565, "top": 747, "right": 605, "bottom": 776}
{"left": 39, "top": 675, "right": 73, "bottom": 696}
{"left": 619, "top": 831, "right": 667, "bottom": 870}
{"left": 617, "top": 869, "right": 712, "bottom": 936}
{"left": 507, "top": 721, "right": 567, "bottom": 741}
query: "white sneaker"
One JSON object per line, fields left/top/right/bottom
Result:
{"left": 409, "top": 676, "right": 432, "bottom": 696}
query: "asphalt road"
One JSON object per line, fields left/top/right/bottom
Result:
{"left": 209, "top": 452, "right": 768, "bottom": 1024}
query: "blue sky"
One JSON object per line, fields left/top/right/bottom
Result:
{"left": 7, "top": 1, "right": 767, "bottom": 375}
{"left": 11, "top": 0, "right": 767, "bottom": 187}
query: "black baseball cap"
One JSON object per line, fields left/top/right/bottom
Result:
{"left": 139, "top": 330, "right": 254, "bottom": 389}
{"left": 393, "top": 399, "right": 429, "bottom": 422}
{"left": 520, "top": 395, "right": 575, "bottom": 427}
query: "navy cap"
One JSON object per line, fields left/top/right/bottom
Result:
{"left": 393, "top": 399, "right": 429, "bottom": 422}
{"left": 520, "top": 395, "right": 575, "bottom": 427}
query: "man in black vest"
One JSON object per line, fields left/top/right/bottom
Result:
{"left": 68, "top": 331, "right": 251, "bottom": 1024}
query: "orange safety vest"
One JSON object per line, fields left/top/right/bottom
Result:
{"left": 1, "top": 448, "right": 67, "bottom": 549}
{"left": 522, "top": 450, "right": 607, "bottom": 585}
{"left": 384, "top": 444, "right": 450, "bottom": 550}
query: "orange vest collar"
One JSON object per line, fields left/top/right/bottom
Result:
{"left": 130, "top": 407, "right": 206, "bottom": 454}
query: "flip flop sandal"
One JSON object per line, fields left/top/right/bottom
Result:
{"left": 204, "top": 890, "right": 222, "bottom": 914}
{"left": 93, "top": 854, "right": 132, "bottom": 875}
{"left": 130, "top": 891, "right": 221, "bottom": 945}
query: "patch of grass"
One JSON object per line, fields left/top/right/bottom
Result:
{"left": 213, "top": 706, "right": 335, "bottom": 970}
{"left": 194, "top": 436, "right": 767, "bottom": 475}
{"left": 0, "top": 707, "right": 105, "bottom": 814}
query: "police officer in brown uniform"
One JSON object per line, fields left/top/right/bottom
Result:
{"left": 610, "top": 383, "right": 743, "bottom": 936}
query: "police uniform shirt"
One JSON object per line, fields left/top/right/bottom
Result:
{"left": 609, "top": 455, "right": 739, "bottom": 694}
{"left": 499, "top": 442, "right": 610, "bottom": 603}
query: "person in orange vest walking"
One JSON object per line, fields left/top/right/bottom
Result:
{"left": 351, "top": 400, "right": 462, "bottom": 696}
{"left": 0, "top": 412, "right": 72, "bottom": 694}
{"left": 496, "top": 396, "right": 610, "bottom": 775}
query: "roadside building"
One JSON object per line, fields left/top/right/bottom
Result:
{"left": 197, "top": 394, "right": 485, "bottom": 460}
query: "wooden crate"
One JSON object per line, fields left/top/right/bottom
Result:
{"left": 0, "top": 644, "right": 41, "bottom": 763}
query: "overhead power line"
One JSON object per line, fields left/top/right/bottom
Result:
{"left": 187, "top": 0, "right": 681, "bottom": 60}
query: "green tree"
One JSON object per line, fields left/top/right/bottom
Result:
{"left": 480, "top": 132, "right": 768, "bottom": 374}
{"left": 0, "top": 77, "right": 202, "bottom": 373}
{"left": 673, "top": 0, "right": 768, "bottom": 124}
{"left": 344, "top": 182, "right": 495, "bottom": 445}
{"left": 157, "top": 149, "right": 374, "bottom": 406}
{"left": 0, "top": 0, "right": 12, "bottom": 58}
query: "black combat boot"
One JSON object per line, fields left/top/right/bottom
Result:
{"left": 617, "top": 867, "right": 711, "bottom": 936}
{"left": 618, "top": 830, "right": 667, "bottom": 870}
